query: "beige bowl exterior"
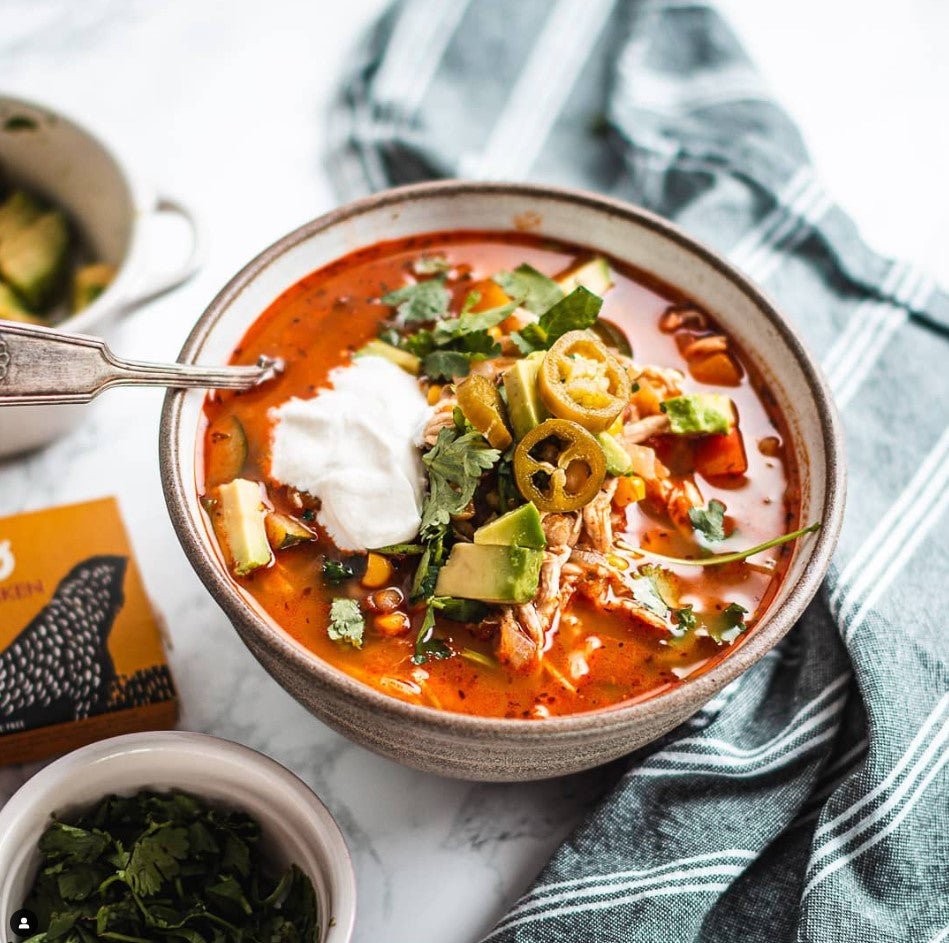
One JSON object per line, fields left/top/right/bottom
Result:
{"left": 160, "top": 181, "right": 845, "bottom": 782}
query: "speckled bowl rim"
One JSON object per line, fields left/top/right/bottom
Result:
{"left": 160, "top": 180, "right": 845, "bottom": 742}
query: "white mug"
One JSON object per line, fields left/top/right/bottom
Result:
{"left": 0, "top": 95, "right": 202, "bottom": 456}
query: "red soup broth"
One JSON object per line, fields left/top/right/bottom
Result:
{"left": 200, "top": 231, "right": 799, "bottom": 719}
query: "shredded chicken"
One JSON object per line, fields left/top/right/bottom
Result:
{"left": 423, "top": 395, "right": 457, "bottom": 445}
{"left": 497, "top": 604, "right": 544, "bottom": 671}
{"left": 621, "top": 414, "right": 671, "bottom": 445}
{"left": 647, "top": 475, "right": 704, "bottom": 539}
{"left": 469, "top": 356, "right": 519, "bottom": 381}
{"left": 535, "top": 546, "right": 573, "bottom": 628}
{"left": 542, "top": 512, "right": 582, "bottom": 549}
{"left": 581, "top": 478, "right": 618, "bottom": 552}
{"left": 638, "top": 364, "right": 685, "bottom": 399}
{"left": 577, "top": 579, "right": 670, "bottom": 632}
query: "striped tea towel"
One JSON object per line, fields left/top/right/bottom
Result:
{"left": 327, "top": 2, "right": 949, "bottom": 940}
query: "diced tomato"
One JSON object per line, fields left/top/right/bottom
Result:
{"left": 694, "top": 426, "right": 748, "bottom": 477}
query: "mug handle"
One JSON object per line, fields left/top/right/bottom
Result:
{"left": 121, "top": 194, "right": 204, "bottom": 311}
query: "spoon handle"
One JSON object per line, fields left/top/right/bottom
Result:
{"left": 0, "top": 321, "right": 277, "bottom": 406}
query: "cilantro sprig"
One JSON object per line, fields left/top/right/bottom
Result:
{"left": 25, "top": 791, "right": 319, "bottom": 943}
{"left": 381, "top": 277, "right": 451, "bottom": 323}
{"left": 419, "top": 426, "right": 501, "bottom": 540}
{"left": 328, "top": 598, "right": 365, "bottom": 648}
{"left": 689, "top": 498, "right": 727, "bottom": 543}
{"left": 511, "top": 286, "right": 603, "bottom": 353}
{"left": 408, "top": 424, "right": 501, "bottom": 662}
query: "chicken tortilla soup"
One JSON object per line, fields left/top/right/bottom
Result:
{"left": 199, "top": 232, "right": 816, "bottom": 719}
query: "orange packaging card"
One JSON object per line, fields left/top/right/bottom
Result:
{"left": 0, "top": 497, "right": 177, "bottom": 764}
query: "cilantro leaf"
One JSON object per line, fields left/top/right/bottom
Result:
{"left": 432, "top": 303, "right": 516, "bottom": 344}
{"left": 420, "top": 427, "right": 501, "bottom": 540}
{"left": 25, "top": 791, "right": 320, "bottom": 943}
{"left": 689, "top": 498, "right": 727, "bottom": 543}
{"left": 38, "top": 823, "right": 109, "bottom": 864}
{"left": 627, "top": 574, "right": 670, "bottom": 619}
{"left": 410, "top": 538, "right": 444, "bottom": 601}
{"left": 411, "top": 602, "right": 452, "bottom": 665}
{"left": 433, "top": 596, "right": 488, "bottom": 623}
{"left": 494, "top": 264, "right": 564, "bottom": 314}
{"left": 411, "top": 254, "right": 451, "bottom": 275}
{"left": 672, "top": 605, "right": 697, "bottom": 637}
{"left": 322, "top": 558, "right": 355, "bottom": 585}
{"left": 328, "top": 598, "right": 365, "bottom": 648}
{"left": 126, "top": 823, "right": 190, "bottom": 896}
{"left": 422, "top": 349, "right": 473, "bottom": 381}
{"left": 718, "top": 602, "right": 748, "bottom": 644}
{"left": 512, "top": 286, "right": 603, "bottom": 352}
{"left": 381, "top": 277, "right": 451, "bottom": 323}
{"left": 400, "top": 328, "right": 436, "bottom": 358}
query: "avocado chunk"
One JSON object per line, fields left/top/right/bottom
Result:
{"left": 474, "top": 502, "right": 546, "bottom": 549}
{"left": 206, "top": 478, "right": 274, "bottom": 577}
{"left": 555, "top": 256, "right": 613, "bottom": 296}
{"left": 597, "top": 432, "right": 633, "bottom": 475}
{"left": 503, "top": 355, "right": 548, "bottom": 440}
{"left": 0, "top": 281, "right": 40, "bottom": 323}
{"left": 72, "top": 262, "right": 115, "bottom": 312}
{"left": 355, "top": 338, "right": 420, "bottom": 375}
{"left": 434, "top": 543, "right": 543, "bottom": 604}
{"left": 0, "top": 210, "right": 69, "bottom": 310}
{"left": 661, "top": 394, "right": 735, "bottom": 436}
{"left": 0, "top": 190, "right": 42, "bottom": 244}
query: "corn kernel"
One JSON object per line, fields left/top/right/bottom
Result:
{"left": 426, "top": 384, "right": 443, "bottom": 406}
{"left": 488, "top": 326, "right": 503, "bottom": 341}
{"left": 607, "top": 553, "right": 629, "bottom": 571}
{"left": 361, "top": 552, "right": 393, "bottom": 588}
{"left": 374, "top": 611, "right": 410, "bottom": 637}
{"left": 607, "top": 416, "right": 624, "bottom": 436}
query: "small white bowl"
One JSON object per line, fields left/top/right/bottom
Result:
{"left": 0, "top": 95, "right": 203, "bottom": 456}
{"left": 0, "top": 732, "right": 356, "bottom": 943}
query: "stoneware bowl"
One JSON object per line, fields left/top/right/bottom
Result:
{"left": 0, "top": 731, "right": 356, "bottom": 943}
{"left": 160, "top": 181, "right": 845, "bottom": 782}
{"left": 0, "top": 95, "right": 203, "bottom": 456}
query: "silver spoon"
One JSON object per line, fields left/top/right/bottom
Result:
{"left": 0, "top": 321, "right": 279, "bottom": 406}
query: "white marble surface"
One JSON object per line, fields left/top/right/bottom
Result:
{"left": 0, "top": 2, "right": 945, "bottom": 941}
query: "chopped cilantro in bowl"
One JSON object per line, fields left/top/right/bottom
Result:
{"left": 0, "top": 733, "right": 356, "bottom": 943}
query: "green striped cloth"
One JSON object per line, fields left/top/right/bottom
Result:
{"left": 328, "top": 2, "right": 949, "bottom": 939}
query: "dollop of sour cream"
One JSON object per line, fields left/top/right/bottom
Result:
{"left": 269, "top": 356, "right": 431, "bottom": 552}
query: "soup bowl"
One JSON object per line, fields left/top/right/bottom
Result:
{"left": 160, "top": 181, "right": 845, "bottom": 782}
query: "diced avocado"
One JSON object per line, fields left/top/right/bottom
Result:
{"left": 72, "top": 262, "right": 115, "bottom": 312}
{"left": 0, "top": 190, "right": 42, "bottom": 244}
{"left": 434, "top": 543, "right": 543, "bottom": 604}
{"left": 555, "top": 257, "right": 613, "bottom": 296}
{"left": 0, "top": 211, "right": 69, "bottom": 310}
{"left": 503, "top": 356, "right": 548, "bottom": 440}
{"left": 0, "top": 281, "right": 40, "bottom": 323}
{"left": 265, "top": 511, "right": 317, "bottom": 551}
{"left": 597, "top": 432, "right": 633, "bottom": 476}
{"left": 355, "top": 338, "right": 420, "bottom": 375}
{"left": 207, "top": 478, "right": 274, "bottom": 577}
{"left": 661, "top": 394, "right": 735, "bottom": 436}
{"left": 474, "top": 502, "right": 546, "bottom": 549}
